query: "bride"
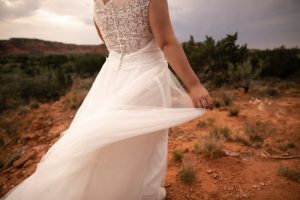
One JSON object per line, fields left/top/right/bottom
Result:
{"left": 1, "top": 0, "right": 212, "bottom": 199}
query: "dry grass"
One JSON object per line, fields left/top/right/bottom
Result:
{"left": 196, "top": 120, "right": 207, "bottom": 129}
{"left": 228, "top": 106, "right": 239, "bottom": 117}
{"left": 0, "top": 149, "right": 23, "bottom": 170}
{"left": 209, "top": 125, "right": 232, "bottom": 141}
{"left": 178, "top": 164, "right": 197, "bottom": 184}
{"left": 212, "top": 91, "right": 233, "bottom": 108}
{"left": 194, "top": 125, "right": 231, "bottom": 159}
{"left": 233, "top": 133, "right": 251, "bottom": 146}
{"left": 194, "top": 143, "right": 201, "bottom": 154}
{"left": 200, "top": 137, "right": 224, "bottom": 159}
{"left": 64, "top": 92, "right": 84, "bottom": 110}
{"left": 244, "top": 121, "right": 276, "bottom": 146}
{"left": 172, "top": 150, "right": 183, "bottom": 162}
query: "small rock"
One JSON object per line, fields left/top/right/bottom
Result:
{"left": 177, "top": 136, "right": 184, "bottom": 140}
{"left": 259, "top": 182, "right": 265, "bottom": 186}
{"left": 46, "top": 119, "right": 53, "bottom": 125}
{"left": 212, "top": 173, "right": 218, "bottom": 179}
{"left": 252, "top": 184, "right": 259, "bottom": 189}
{"left": 207, "top": 169, "right": 213, "bottom": 174}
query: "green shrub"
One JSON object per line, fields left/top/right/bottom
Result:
{"left": 264, "top": 87, "right": 280, "bottom": 97}
{"left": 74, "top": 53, "right": 106, "bottom": 77}
{"left": 0, "top": 118, "right": 18, "bottom": 138}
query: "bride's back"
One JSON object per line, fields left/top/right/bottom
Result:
{"left": 93, "top": 0, "right": 154, "bottom": 54}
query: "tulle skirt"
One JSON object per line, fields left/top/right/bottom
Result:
{"left": 1, "top": 38, "right": 208, "bottom": 200}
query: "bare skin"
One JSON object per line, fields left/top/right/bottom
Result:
{"left": 148, "top": 0, "right": 212, "bottom": 109}
{"left": 93, "top": 0, "right": 213, "bottom": 110}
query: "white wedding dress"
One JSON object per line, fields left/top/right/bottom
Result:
{"left": 1, "top": 0, "right": 208, "bottom": 199}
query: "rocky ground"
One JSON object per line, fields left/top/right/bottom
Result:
{"left": 0, "top": 80, "right": 299, "bottom": 199}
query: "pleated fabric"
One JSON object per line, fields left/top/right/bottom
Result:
{"left": 1, "top": 38, "right": 208, "bottom": 200}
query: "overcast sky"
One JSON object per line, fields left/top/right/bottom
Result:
{"left": 0, "top": 0, "right": 299, "bottom": 49}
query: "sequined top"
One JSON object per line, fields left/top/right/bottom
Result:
{"left": 93, "top": 0, "right": 154, "bottom": 54}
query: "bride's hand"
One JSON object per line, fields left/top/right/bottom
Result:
{"left": 189, "top": 83, "right": 213, "bottom": 110}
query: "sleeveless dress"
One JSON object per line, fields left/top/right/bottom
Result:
{"left": 0, "top": 0, "right": 208, "bottom": 199}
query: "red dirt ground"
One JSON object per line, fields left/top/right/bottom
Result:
{"left": 1, "top": 84, "right": 299, "bottom": 199}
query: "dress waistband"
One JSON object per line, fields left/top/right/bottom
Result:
{"left": 105, "top": 38, "right": 167, "bottom": 71}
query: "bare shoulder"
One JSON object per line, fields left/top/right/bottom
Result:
{"left": 148, "top": 0, "right": 171, "bottom": 27}
{"left": 148, "top": 0, "right": 176, "bottom": 48}
{"left": 148, "top": 0, "right": 169, "bottom": 16}
{"left": 149, "top": 0, "right": 168, "bottom": 6}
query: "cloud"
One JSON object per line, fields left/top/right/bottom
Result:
{"left": 40, "top": 0, "right": 94, "bottom": 26}
{"left": 168, "top": 0, "right": 300, "bottom": 48}
{"left": 0, "top": 0, "right": 299, "bottom": 48}
{"left": 0, "top": 0, "right": 45, "bottom": 21}
{"left": 0, "top": 0, "right": 98, "bottom": 44}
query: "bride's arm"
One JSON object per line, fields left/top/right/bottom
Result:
{"left": 148, "top": 0, "right": 213, "bottom": 109}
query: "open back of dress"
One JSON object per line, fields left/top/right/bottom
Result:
{"left": 1, "top": 1, "right": 208, "bottom": 200}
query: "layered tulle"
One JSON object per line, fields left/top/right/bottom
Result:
{"left": 1, "top": 38, "right": 208, "bottom": 200}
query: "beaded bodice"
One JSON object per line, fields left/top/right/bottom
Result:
{"left": 93, "top": 0, "right": 154, "bottom": 54}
